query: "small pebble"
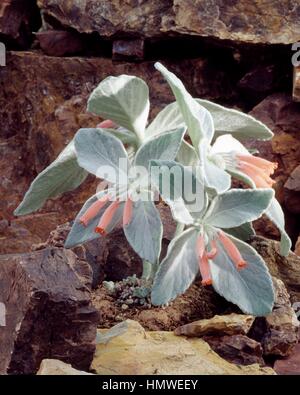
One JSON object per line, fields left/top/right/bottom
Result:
{"left": 121, "top": 304, "right": 129, "bottom": 310}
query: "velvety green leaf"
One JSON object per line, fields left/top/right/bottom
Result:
{"left": 134, "top": 127, "right": 185, "bottom": 168}
{"left": 265, "top": 197, "right": 291, "bottom": 256}
{"left": 176, "top": 140, "right": 198, "bottom": 166}
{"left": 225, "top": 222, "right": 255, "bottom": 241}
{"left": 146, "top": 102, "right": 185, "bottom": 138}
{"left": 210, "top": 234, "right": 274, "bottom": 316}
{"left": 150, "top": 160, "right": 205, "bottom": 224}
{"left": 88, "top": 75, "right": 149, "bottom": 139}
{"left": 14, "top": 141, "right": 87, "bottom": 216}
{"left": 124, "top": 199, "right": 162, "bottom": 263}
{"left": 204, "top": 188, "right": 274, "bottom": 228}
{"left": 197, "top": 99, "right": 274, "bottom": 141}
{"left": 155, "top": 62, "right": 214, "bottom": 148}
{"left": 151, "top": 228, "right": 199, "bottom": 305}
{"left": 74, "top": 128, "right": 129, "bottom": 184}
{"left": 65, "top": 190, "right": 123, "bottom": 248}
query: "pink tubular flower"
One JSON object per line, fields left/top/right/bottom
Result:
{"left": 123, "top": 197, "right": 133, "bottom": 226}
{"left": 206, "top": 240, "right": 218, "bottom": 260}
{"left": 79, "top": 194, "right": 111, "bottom": 227}
{"left": 97, "top": 119, "right": 117, "bottom": 129}
{"left": 218, "top": 231, "right": 247, "bottom": 270}
{"left": 236, "top": 154, "right": 278, "bottom": 188}
{"left": 196, "top": 234, "right": 212, "bottom": 286}
{"left": 95, "top": 200, "right": 120, "bottom": 235}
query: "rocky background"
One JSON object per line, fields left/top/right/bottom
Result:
{"left": 0, "top": 0, "right": 300, "bottom": 375}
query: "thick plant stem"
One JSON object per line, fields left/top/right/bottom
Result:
{"left": 142, "top": 260, "right": 158, "bottom": 281}
{"left": 175, "top": 222, "right": 185, "bottom": 237}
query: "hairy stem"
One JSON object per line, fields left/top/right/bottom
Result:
{"left": 142, "top": 260, "right": 158, "bottom": 281}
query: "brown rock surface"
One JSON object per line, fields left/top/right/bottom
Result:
{"left": 174, "top": 314, "right": 254, "bottom": 337}
{"left": 37, "top": 0, "right": 300, "bottom": 44}
{"left": 36, "top": 30, "right": 84, "bottom": 56}
{"left": 293, "top": 66, "right": 300, "bottom": 102}
{"left": 204, "top": 335, "right": 264, "bottom": 366}
{"left": 274, "top": 343, "right": 300, "bottom": 375}
{"left": 92, "top": 320, "right": 275, "bottom": 375}
{"left": 0, "top": 248, "right": 99, "bottom": 374}
{"left": 0, "top": 0, "right": 40, "bottom": 47}
{"left": 249, "top": 277, "right": 299, "bottom": 357}
{"left": 284, "top": 165, "right": 300, "bottom": 214}
{"left": 251, "top": 237, "right": 300, "bottom": 304}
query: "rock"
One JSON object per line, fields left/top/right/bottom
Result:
{"left": 284, "top": 165, "right": 300, "bottom": 214}
{"left": 249, "top": 277, "right": 299, "bottom": 357}
{"left": 0, "top": 51, "right": 231, "bottom": 254}
{"left": 203, "top": 335, "right": 264, "bottom": 366}
{"left": 293, "top": 66, "right": 300, "bottom": 102}
{"left": 0, "top": 0, "right": 40, "bottom": 47}
{"left": 274, "top": 343, "right": 300, "bottom": 375}
{"left": 251, "top": 237, "right": 300, "bottom": 304}
{"left": 37, "top": 359, "right": 93, "bottom": 375}
{"left": 112, "top": 39, "right": 145, "bottom": 61}
{"left": 37, "top": 0, "right": 300, "bottom": 44}
{"left": 295, "top": 236, "right": 300, "bottom": 256}
{"left": 238, "top": 65, "right": 279, "bottom": 94}
{"left": 92, "top": 320, "right": 275, "bottom": 375}
{"left": 0, "top": 248, "right": 99, "bottom": 374}
{"left": 36, "top": 30, "right": 84, "bottom": 56}
{"left": 174, "top": 313, "right": 254, "bottom": 337}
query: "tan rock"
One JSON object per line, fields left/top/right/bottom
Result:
{"left": 92, "top": 320, "right": 275, "bottom": 375}
{"left": 293, "top": 67, "right": 300, "bottom": 102}
{"left": 37, "top": 359, "right": 93, "bottom": 375}
{"left": 37, "top": 0, "right": 300, "bottom": 44}
{"left": 174, "top": 314, "right": 254, "bottom": 337}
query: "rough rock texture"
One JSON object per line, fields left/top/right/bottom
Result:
{"left": 249, "top": 94, "right": 300, "bottom": 243}
{"left": 92, "top": 320, "right": 275, "bottom": 375}
{"left": 0, "top": 51, "right": 233, "bottom": 254}
{"left": 0, "top": 0, "right": 40, "bottom": 47}
{"left": 0, "top": 248, "right": 99, "bottom": 374}
{"left": 249, "top": 277, "right": 299, "bottom": 357}
{"left": 37, "top": 0, "right": 300, "bottom": 44}
{"left": 284, "top": 165, "right": 300, "bottom": 215}
{"left": 36, "top": 30, "right": 84, "bottom": 56}
{"left": 37, "top": 359, "right": 93, "bottom": 375}
{"left": 293, "top": 66, "right": 300, "bottom": 102}
{"left": 203, "top": 335, "right": 265, "bottom": 366}
{"left": 274, "top": 343, "right": 300, "bottom": 375}
{"left": 174, "top": 314, "right": 254, "bottom": 337}
{"left": 251, "top": 237, "right": 300, "bottom": 304}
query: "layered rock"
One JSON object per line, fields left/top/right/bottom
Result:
{"left": 92, "top": 319, "right": 275, "bottom": 375}
{"left": 249, "top": 278, "right": 299, "bottom": 357}
{"left": 0, "top": 248, "right": 99, "bottom": 374}
{"left": 293, "top": 66, "right": 300, "bottom": 102}
{"left": 37, "top": 0, "right": 300, "bottom": 44}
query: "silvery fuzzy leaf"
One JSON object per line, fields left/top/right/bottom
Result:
{"left": 210, "top": 234, "right": 274, "bottom": 316}
{"left": 124, "top": 199, "right": 162, "bottom": 263}
{"left": 225, "top": 222, "right": 256, "bottom": 242}
{"left": 155, "top": 62, "right": 214, "bottom": 148}
{"left": 176, "top": 140, "right": 198, "bottom": 166}
{"left": 14, "top": 140, "right": 87, "bottom": 216}
{"left": 197, "top": 99, "right": 274, "bottom": 141}
{"left": 74, "top": 128, "right": 129, "bottom": 184}
{"left": 134, "top": 127, "right": 185, "bottom": 168}
{"left": 88, "top": 75, "right": 150, "bottom": 139}
{"left": 146, "top": 101, "right": 185, "bottom": 138}
{"left": 265, "top": 197, "right": 291, "bottom": 256}
{"left": 65, "top": 190, "right": 124, "bottom": 248}
{"left": 151, "top": 228, "right": 199, "bottom": 305}
{"left": 204, "top": 188, "right": 274, "bottom": 228}
{"left": 150, "top": 160, "right": 206, "bottom": 224}
{"left": 105, "top": 127, "right": 138, "bottom": 146}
